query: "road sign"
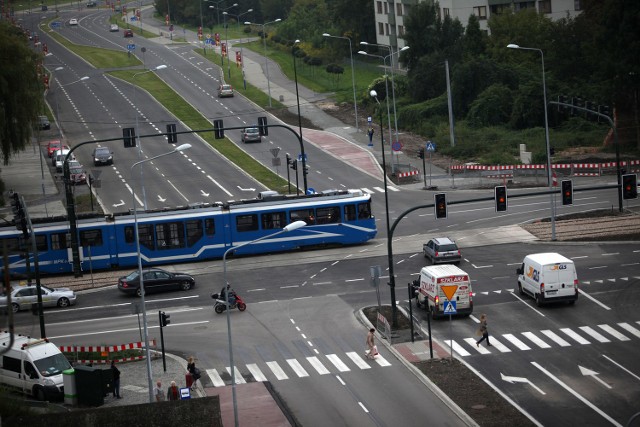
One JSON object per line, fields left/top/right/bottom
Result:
{"left": 130, "top": 16, "right": 137, "bottom": 21}
{"left": 270, "top": 147, "right": 280, "bottom": 158}
{"left": 426, "top": 141, "right": 436, "bottom": 152}
{"left": 441, "top": 285, "right": 458, "bottom": 301}
{"left": 392, "top": 141, "right": 403, "bottom": 152}
{"left": 127, "top": 44, "right": 135, "bottom": 50}
{"left": 297, "top": 153, "right": 307, "bottom": 162}
{"left": 51, "top": 21, "right": 61, "bottom": 28}
{"left": 443, "top": 300, "right": 457, "bottom": 314}
{"left": 367, "top": 116, "right": 372, "bottom": 123}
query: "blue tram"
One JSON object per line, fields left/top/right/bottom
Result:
{"left": 1, "top": 190, "right": 376, "bottom": 276}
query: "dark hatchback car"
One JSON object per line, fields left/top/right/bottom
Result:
{"left": 124, "top": 29, "right": 134, "bottom": 37}
{"left": 118, "top": 268, "right": 196, "bottom": 296}
{"left": 92, "top": 146, "right": 113, "bottom": 166}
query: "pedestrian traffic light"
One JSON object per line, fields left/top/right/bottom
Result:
{"left": 123, "top": 127, "right": 136, "bottom": 147}
{"left": 166, "top": 124, "right": 177, "bottom": 144}
{"left": 213, "top": 119, "right": 224, "bottom": 139}
{"left": 495, "top": 186, "right": 507, "bottom": 212}
{"left": 622, "top": 174, "right": 638, "bottom": 200}
{"left": 561, "top": 180, "right": 573, "bottom": 205}
{"left": 418, "top": 148, "right": 424, "bottom": 159}
{"left": 258, "top": 116, "right": 268, "bottom": 136}
{"left": 160, "top": 311, "right": 170, "bottom": 327}
{"left": 434, "top": 193, "right": 447, "bottom": 219}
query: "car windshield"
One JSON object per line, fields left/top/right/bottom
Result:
{"left": 438, "top": 244, "right": 458, "bottom": 251}
{"left": 95, "top": 148, "right": 109, "bottom": 155}
{"left": 246, "top": 128, "right": 259, "bottom": 133}
{"left": 33, "top": 353, "right": 72, "bottom": 377}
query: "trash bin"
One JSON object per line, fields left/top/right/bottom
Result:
{"left": 63, "top": 368, "right": 77, "bottom": 406}
{"left": 74, "top": 365, "right": 105, "bottom": 406}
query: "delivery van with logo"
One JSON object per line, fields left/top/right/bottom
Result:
{"left": 0, "top": 331, "right": 71, "bottom": 400}
{"left": 516, "top": 252, "right": 578, "bottom": 306}
{"left": 416, "top": 264, "right": 473, "bottom": 318}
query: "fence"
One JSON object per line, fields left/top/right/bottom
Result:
{"left": 60, "top": 339, "right": 157, "bottom": 365}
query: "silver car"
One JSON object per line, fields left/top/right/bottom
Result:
{"left": 0, "top": 285, "right": 77, "bottom": 313}
{"left": 241, "top": 127, "right": 261, "bottom": 143}
{"left": 423, "top": 237, "right": 461, "bottom": 264}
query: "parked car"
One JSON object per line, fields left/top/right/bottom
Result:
{"left": 46, "top": 140, "right": 65, "bottom": 158}
{"left": 38, "top": 115, "right": 50, "bottom": 130}
{"left": 0, "top": 285, "right": 76, "bottom": 313}
{"left": 68, "top": 161, "right": 87, "bottom": 185}
{"left": 109, "top": 24, "right": 119, "bottom": 32}
{"left": 241, "top": 127, "right": 261, "bottom": 143}
{"left": 423, "top": 237, "right": 461, "bottom": 264}
{"left": 217, "top": 84, "right": 234, "bottom": 98}
{"left": 124, "top": 29, "right": 133, "bottom": 37}
{"left": 68, "top": 18, "right": 78, "bottom": 26}
{"left": 118, "top": 268, "right": 196, "bottom": 296}
{"left": 86, "top": 1, "right": 97, "bottom": 7}
{"left": 54, "top": 149, "right": 75, "bottom": 171}
{"left": 92, "top": 146, "right": 113, "bottom": 166}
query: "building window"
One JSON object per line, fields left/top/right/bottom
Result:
{"left": 377, "top": 1, "right": 382, "bottom": 14}
{"left": 574, "top": 0, "right": 583, "bottom": 11}
{"left": 538, "top": 0, "right": 551, "bottom": 13}
{"left": 398, "top": 25, "right": 404, "bottom": 37}
{"left": 514, "top": 1, "right": 535, "bottom": 12}
{"left": 383, "top": 2, "right": 388, "bottom": 14}
{"left": 474, "top": 6, "right": 487, "bottom": 20}
{"left": 378, "top": 22, "right": 384, "bottom": 35}
{"left": 396, "top": 3, "right": 403, "bottom": 16}
{"left": 443, "top": 7, "right": 450, "bottom": 17}
{"left": 385, "top": 23, "right": 389, "bottom": 35}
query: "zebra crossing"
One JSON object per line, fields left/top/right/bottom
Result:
{"left": 360, "top": 186, "right": 400, "bottom": 194}
{"left": 446, "top": 321, "right": 640, "bottom": 357}
{"left": 205, "top": 350, "right": 392, "bottom": 387}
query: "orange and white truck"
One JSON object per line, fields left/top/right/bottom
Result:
{"left": 416, "top": 264, "right": 473, "bottom": 318}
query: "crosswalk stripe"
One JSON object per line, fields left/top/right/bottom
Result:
{"left": 374, "top": 355, "right": 392, "bottom": 367}
{"left": 464, "top": 338, "right": 491, "bottom": 354}
{"left": 522, "top": 332, "right": 552, "bottom": 348}
{"left": 266, "top": 361, "right": 289, "bottom": 380}
{"left": 226, "top": 366, "right": 246, "bottom": 384}
{"left": 361, "top": 188, "right": 374, "bottom": 194}
{"left": 345, "top": 352, "right": 371, "bottom": 369}
{"left": 579, "top": 326, "right": 610, "bottom": 343}
{"left": 246, "top": 364, "right": 267, "bottom": 382}
{"left": 502, "top": 334, "right": 531, "bottom": 350}
{"left": 445, "top": 339, "right": 471, "bottom": 357}
{"left": 326, "top": 354, "right": 350, "bottom": 372}
{"left": 541, "top": 330, "right": 571, "bottom": 347}
{"left": 206, "top": 368, "right": 226, "bottom": 387}
{"left": 287, "top": 359, "right": 309, "bottom": 377}
{"left": 598, "top": 324, "right": 630, "bottom": 341}
{"left": 560, "top": 328, "right": 590, "bottom": 344}
{"left": 373, "top": 186, "right": 386, "bottom": 193}
{"left": 387, "top": 186, "right": 400, "bottom": 192}
{"left": 618, "top": 322, "right": 640, "bottom": 339}
{"left": 486, "top": 337, "right": 511, "bottom": 353}
{"left": 306, "top": 356, "right": 331, "bottom": 375}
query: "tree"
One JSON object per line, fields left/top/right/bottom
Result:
{"left": 0, "top": 22, "right": 44, "bottom": 165}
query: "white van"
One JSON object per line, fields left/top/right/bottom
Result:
{"left": 416, "top": 264, "right": 473, "bottom": 318}
{"left": 0, "top": 331, "right": 71, "bottom": 400}
{"left": 516, "top": 253, "right": 578, "bottom": 306}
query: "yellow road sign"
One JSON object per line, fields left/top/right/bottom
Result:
{"left": 441, "top": 285, "right": 458, "bottom": 301}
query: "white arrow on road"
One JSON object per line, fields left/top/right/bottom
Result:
{"left": 157, "top": 195, "right": 166, "bottom": 202}
{"left": 113, "top": 200, "right": 125, "bottom": 207}
{"left": 500, "top": 373, "right": 546, "bottom": 395}
{"left": 579, "top": 365, "right": 612, "bottom": 389}
{"left": 237, "top": 186, "right": 256, "bottom": 192}
{"left": 200, "top": 190, "right": 209, "bottom": 197}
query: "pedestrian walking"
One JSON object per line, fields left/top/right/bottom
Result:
{"left": 365, "top": 328, "right": 378, "bottom": 359}
{"left": 476, "top": 313, "right": 491, "bottom": 347}
{"left": 167, "top": 380, "right": 179, "bottom": 401}
{"left": 187, "top": 356, "right": 201, "bottom": 390}
{"left": 111, "top": 360, "right": 121, "bottom": 399}
{"left": 367, "top": 127, "right": 375, "bottom": 144}
{"left": 154, "top": 380, "right": 165, "bottom": 402}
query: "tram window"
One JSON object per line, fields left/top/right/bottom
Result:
{"left": 344, "top": 205, "right": 357, "bottom": 221}
{"left": 80, "top": 229, "right": 103, "bottom": 247}
{"left": 138, "top": 224, "right": 155, "bottom": 250}
{"left": 290, "top": 209, "right": 315, "bottom": 225}
{"left": 124, "top": 226, "right": 135, "bottom": 244}
{"left": 261, "top": 211, "right": 286, "bottom": 230}
{"left": 186, "top": 220, "right": 203, "bottom": 247}
{"left": 205, "top": 218, "right": 215, "bottom": 236}
{"left": 51, "top": 233, "right": 69, "bottom": 250}
{"left": 35, "top": 235, "right": 47, "bottom": 251}
{"left": 156, "top": 222, "right": 185, "bottom": 250}
{"left": 316, "top": 206, "right": 340, "bottom": 224}
{"left": 358, "top": 202, "right": 372, "bottom": 219}
{"left": 236, "top": 214, "right": 258, "bottom": 232}
{"left": 1, "top": 238, "right": 21, "bottom": 254}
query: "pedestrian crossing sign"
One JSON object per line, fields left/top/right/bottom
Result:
{"left": 444, "top": 301, "right": 457, "bottom": 314}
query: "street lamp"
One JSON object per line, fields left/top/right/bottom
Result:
{"left": 507, "top": 43, "right": 556, "bottom": 241}
{"left": 220, "top": 3, "right": 237, "bottom": 72}
{"left": 133, "top": 64, "right": 168, "bottom": 210}
{"left": 247, "top": 18, "right": 281, "bottom": 107}
{"left": 292, "top": 39, "right": 308, "bottom": 194}
{"left": 322, "top": 33, "right": 359, "bottom": 131}
{"left": 131, "top": 143, "right": 192, "bottom": 403}
{"left": 223, "top": 220, "right": 306, "bottom": 427}
{"left": 225, "top": 7, "right": 252, "bottom": 30}
{"left": 369, "top": 89, "right": 396, "bottom": 325}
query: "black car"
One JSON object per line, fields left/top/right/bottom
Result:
{"left": 92, "top": 146, "right": 113, "bottom": 166}
{"left": 118, "top": 268, "right": 195, "bottom": 296}
{"left": 38, "top": 115, "right": 50, "bottom": 130}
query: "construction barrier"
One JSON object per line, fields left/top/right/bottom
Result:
{"left": 397, "top": 170, "right": 419, "bottom": 178}
{"left": 451, "top": 159, "right": 639, "bottom": 175}
{"left": 60, "top": 339, "right": 157, "bottom": 365}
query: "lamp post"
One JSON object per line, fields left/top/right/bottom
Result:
{"left": 220, "top": 3, "right": 237, "bottom": 73}
{"left": 131, "top": 143, "right": 192, "bottom": 403}
{"left": 133, "top": 65, "right": 167, "bottom": 210}
{"left": 322, "top": 33, "right": 359, "bottom": 131}
{"left": 225, "top": 7, "right": 252, "bottom": 30}
{"left": 507, "top": 44, "right": 556, "bottom": 241}
{"left": 369, "top": 89, "right": 396, "bottom": 325}
{"left": 292, "top": 39, "right": 308, "bottom": 194}
{"left": 247, "top": 18, "right": 281, "bottom": 107}
{"left": 223, "top": 220, "right": 306, "bottom": 427}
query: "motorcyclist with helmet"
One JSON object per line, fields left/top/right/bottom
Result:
{"left": 220, "top": 284, "right": 237, "bottom": 306}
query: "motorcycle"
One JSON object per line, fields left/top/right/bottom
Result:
{"left": 211, "top": 292, "right": 247, "bottom": 314}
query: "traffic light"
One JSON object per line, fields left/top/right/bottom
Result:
{"left": 258, "top": 116, "right": 268, "bottom": 136}
{"left": 418, "top": 148, "right": 424, "bottom": 159}
{"left": 434, "top": 193, "right": 447, "bottom": 219}
{"left": 622, "top": 174, "right": 638, "bottom": 200}
{"left": 123, "top": 127, "right": 136, "bottom": 148}
{"left": 291, "top": 160, "right": 297, "bottom": 171}
{"left": 166, "top": 124, "right": 177, "bottom": 143}
{"left": 160, "top": 311, "right": 170, "bottom": 327}
{"left": 561, "top": 180, "right": 573, "bottom": 205}
{"left": 213, "top": 119, "right": 224, "bottom": 139}
{"left": 286, "top": 153, "right": 292, "bottom": 167}
{"left": 495, "top": 186, "right": 507, "bottom": 212}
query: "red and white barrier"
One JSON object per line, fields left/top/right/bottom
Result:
{"left": 60, "top": 339, "right": 157, "bottom": 364}
{"left": 397, "top": 170, "right": 419, "bottom": 178}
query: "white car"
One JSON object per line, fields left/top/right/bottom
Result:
{"left": 109, "top": 24, "right": 119, "bottom": 32}
{"left": 0, "top": 285, "right": 77, "bottom": 313}
{"left": 69, "top": 18, "right": 78, "bottom": 25}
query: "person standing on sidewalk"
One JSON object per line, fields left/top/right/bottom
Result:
{"left": 365, "top": 328, "right": 377, "bottom": 359}
{"left": 367, "top": 127, "right": 375, "bottom": 145}
{"left": 167, "top": 380, "right": 179, "bottom": 401}
{"left": 154, "top": 380, "right": 165, "bottom": 402}
{"left": 476, "top": 314, "right": 491, "bottom": 347}
{"left": 187, "top": 356, "right": 201, "bottom": 390}
{"left": 111, "top": 360, "right": 121, "bottom": 399}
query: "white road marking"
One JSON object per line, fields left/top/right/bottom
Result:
{"left": 597, "top": 324, "right": 630, "bottom": 341}
{"left": 306, "top": 357, "right": 330, "bottom": 375}
{"left": 579, "top": 326, "right": 610, "bottom": 343}
{"left": 266, "top": 361, "right": 289, "bottom": 380}
{"left": 502, "top": 333, "right": 531, "bottom": 350}
{"left": 206, "top": 368, "right": 225, "bottom": 387}
{"left": 345, "top": 352, "right": 371, "bottom": 369}
{"left": 601, "top": 355, "right": 640, "bottom": 382}
{"left": 287, "top": 359, "right": 309, "bottom": 377}
{"left": 226, "top": 366, "right": 246, "bottom": 384}
{"left": 540, "top": 330, "right": 571, "bottom": 347}
{"left": 465, "top": 338, "right": 491, "bottom": 354}
{"left": 578, "top": 288, "right": 611, "bottom": 310}
{"left": 445, "top": 339, "right": 471, "bottom": 357}
{"left": 560, "top": 328, "right": 591, "bottom": 345}
{"left": 522, "top": 332, "right": 551, "bottom": 348}
{"left": 246, "top": 364, "right": 267, "bottom": 382}
{"left": 617, "top": 322, "right": 640, "bottom": 339}
{"left": 486, "top": 338, "right": 511, "bottom": 353}
{"left": 326, "top": 354, "right": 350, "bottom": 372}
{"left": 374, "top": 355, "right": 391, "bottom": 367}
